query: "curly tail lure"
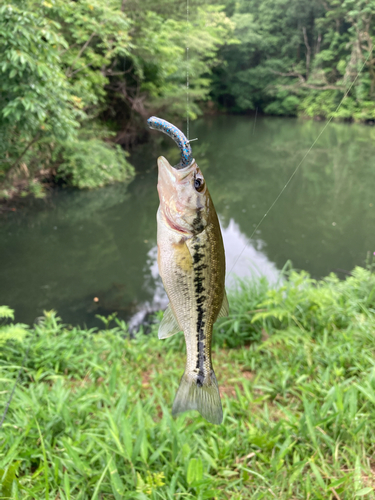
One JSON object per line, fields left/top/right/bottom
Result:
{"left": 147, "top": 116, "right": 193, "bottom": 169}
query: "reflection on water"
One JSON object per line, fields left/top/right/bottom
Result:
{"left": 128, "top": 246, "right": 167, "bottom": 331}
{"left": 128, "top": 219, "right": 280, "bottom": 330}
{"left": 1, "top": 115, "right": 374, "bottom": 328}
{"left": 221, "top": 219, "right": 279, "bottom": 286}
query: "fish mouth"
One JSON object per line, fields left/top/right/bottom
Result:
{"left": 157, "top": 156, "right": 192, "bottom": 234}
{"left": 157, "top": 155, "right": 192, "bottom": 176}
{"left": 157, "top": 155, "right": 192, "bottom": 190}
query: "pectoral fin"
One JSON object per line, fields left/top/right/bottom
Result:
{"left": 217, "top": 290, "right": 229, "bottom": 319}
{"left": 158, "top": 304, "right": 182, "bottom": 339}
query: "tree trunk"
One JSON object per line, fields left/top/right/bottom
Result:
{"left": 303, "top": 27, "right": 311, "bottom": 78}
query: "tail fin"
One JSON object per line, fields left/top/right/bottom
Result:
{"left": 172, "top": 370, "right": 223, "bottom": 425}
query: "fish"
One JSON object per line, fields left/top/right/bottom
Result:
{"left": 148, "top": 116, "right": 229, "bottom": 425}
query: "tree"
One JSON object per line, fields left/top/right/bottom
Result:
{"left": 211, "top": 0, "right": 375, "bottom": 120}
{"left": 0, "top": 0, "right": 232, "bottom": 198}
{"left": 0, "top": 4, "right": 79, "bottom": 188}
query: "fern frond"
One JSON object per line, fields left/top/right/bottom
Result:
{"left": 0, "top": 324, "right": 28, "bottom": 345}
{"left": 252, "top": 308, "right": 290, "bottom": 323}
{"left": 0, "top": 306, "right": 14, "bottom": 320}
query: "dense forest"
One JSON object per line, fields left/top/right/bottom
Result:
{"left": 1, "top": 0, "right": 374, "bottom": 198}
{"left": 213, "top": 0, "right": 375, "bottom": 119}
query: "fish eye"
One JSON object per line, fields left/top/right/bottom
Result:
{"left": 194, "top": 177, "right": 204, "bottom": 192}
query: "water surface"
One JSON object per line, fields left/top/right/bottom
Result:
{"left": 1, "top": 116, "right": 374, "bottom": 327}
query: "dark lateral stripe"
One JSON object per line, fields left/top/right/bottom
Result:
{"left": 192, "top": 214, "right": 207, "bottom": 384}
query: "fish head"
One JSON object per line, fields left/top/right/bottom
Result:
{"left": 157, "top": 156, "right": 209, "bottom": 234}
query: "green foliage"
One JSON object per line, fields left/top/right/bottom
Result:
{"left": 264, "top": 92, "right": 301, "bottom": 116}
{"left": 50, "top": 0, "right": 131, "bottom": 110}
{"left": 102, "top": 1, "right": 234, "bottom": 128}
{"left": 1, "top": 267, "right": 375, "bottom": 498}
{"left": 0, "top": 306, "right": 27, "bottom": 346}
{"left": 0, "top": 462, "right": 21, "bottom": 499}
{"left": 252, "top": 266, "right": 375, "bottom": 336}
{"left": 300, "top": 90, "right": 357, "bottom": 119}
{"left": 0, "top": 0, "right": 233, "bottom": 198}
{"left": 0, "top": 0, "right": 134, "bottom": 196}
{"left": 0, "top": 4, "right": 78, "bottom": 137}
{"left": 212, "top": 0, "right": 375, "bottom": 120}
{"left": 4, "top": 0, "right": 374, "bottom": 197}
{"left": 215, "top": 277, "right": 269, "bottom": 348}
{"left": 136, "top": 470, "right": 165, "bottom": 495}
{"left": 0, "top": 306, "right": 14, "bottom": 320}
{"left": 0, "top": 3, "right": 80, "bottom": 186}
{"left": 56, "top": 138, "right": 134, "bottom": 189}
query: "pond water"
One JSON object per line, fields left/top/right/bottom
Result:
{"left": 1, "top": 115, "right": 375, "bottom": 328}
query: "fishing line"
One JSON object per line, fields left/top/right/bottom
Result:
{"left": 0, "top": 328, "right": 36, "bottom": 430}
{"left": 227, "top": 50, "right": 372, "bottom": 277}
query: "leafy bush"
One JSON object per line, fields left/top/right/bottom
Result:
{"left": 252, "top": 266, "right": 375, "bottom": 336}
{"left": 264, "top": 94, "right": 301, "bottom": 116}
{"left": 0, "top": 1, "right": 133, "bottom": 196}
{"left": 57, "top": 139, "right": 134, "bottom": 189}
{"left": 0, "top": 0, "right": 233, "bottom": 199}
{"left": 214, "top": 277, "right": 270, "bottom": 347}
{"left": 0, "top": 4, "right": 80, "bottom": 184}
{"left": 0, "top": 306, "right": 27, "bottom": 347}
{"left": 299, "top": 90, "right": 358, "bottom": 120}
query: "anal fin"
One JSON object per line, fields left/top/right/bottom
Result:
{"left": 158, "top": 304, "right": 181, "bottom": 339}
{"left": 217, "top": 290, "right": 229, "bottom": 319}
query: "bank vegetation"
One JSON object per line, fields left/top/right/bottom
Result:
{"left": 1, "top": 264, "right": 375, "bottom": 498}
{"left": 1, "top": 0, "right": 375, "bottom": 198}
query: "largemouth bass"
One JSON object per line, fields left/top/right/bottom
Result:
{"left": 148, "top": 117, "right": 229, "bottom": 425}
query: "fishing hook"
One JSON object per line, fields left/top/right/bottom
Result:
{"left": 147, "top": 116, "right": 194, "bottom": 169}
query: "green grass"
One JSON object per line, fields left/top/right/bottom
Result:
{"left": 1, "top": 265, "right": 375, "bottom": 499}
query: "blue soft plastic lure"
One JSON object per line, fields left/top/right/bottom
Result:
{"left": 147, "top": 116, "right": 193, "bottom": 169}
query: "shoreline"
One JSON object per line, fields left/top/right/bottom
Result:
{"left": 1, "top": 111, "right": 374, "bottom": 210}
